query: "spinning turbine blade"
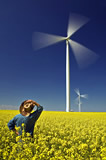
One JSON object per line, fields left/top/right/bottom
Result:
{"left": 69, "top": 40, "right": 99, "bottom": 68}
{"left": 75, "top": 97, "right": 79, "bottom": 103}
{"left": 75, "top": 88, "right": 88, "bottom": 112}
{"left": 67, "top": 13, "right": 89, "bottom": 37}
{"left": 32, "top": 32, "right": 66, "bottom": 50}
{"left": 75, "top": 88, "right": 80, "bottom": 96}
{"left": 80, "top": 94, "right": 88, "bottom": 99}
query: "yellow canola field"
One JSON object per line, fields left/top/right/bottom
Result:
{"left": 0, "top": 110, "right": 106, "bottom": 160}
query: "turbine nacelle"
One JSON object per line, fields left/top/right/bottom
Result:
{"left": 66, "top": 36, "right": 71, "bottom": 41}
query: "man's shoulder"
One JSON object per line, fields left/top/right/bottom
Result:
{"left": 15, "top": 114, "right": 22, "bottom": 119}
{"left": 15, "top": 113, "right": 22, "bottom": 116}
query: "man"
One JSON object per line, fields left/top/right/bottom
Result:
{"left": 8, "top": 100, "right": 43, "bottom": 138}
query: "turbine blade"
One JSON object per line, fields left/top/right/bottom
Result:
{"left": 75, "top": 97, "right": 79, "bottom": 104}
{"left": 75, "top": 97, "right": 82, "bottom": 105}
{"left": 80, "top": 94, "right": 88, "bottom": 99}
{"left": 67, "top": 13, "right": 89, "bottom": 37}
{"left": 69, "top": 39, "right": 99, "bottom": 68}
{"left": 74, "top": 88, "right": 80, "bottom": 96}
{"left": 32, "top": 32, "right": 66, "bottom": 51}
{"left": 75, "top": 97, "right": 79, "bottom": 101}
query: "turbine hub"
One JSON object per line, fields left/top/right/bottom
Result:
{"left": 66, "top": 37, "right": 70, "bottom": 44}
{"left": 66, "top": 35, "right": 71, "bottom": 41}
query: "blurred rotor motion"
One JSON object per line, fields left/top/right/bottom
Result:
{"left": 32, "top": 13, "right": 99, "bottom": 112}
{"left": 75, "top": 88, "right": 88, "bottom": 112}
{"left": 75, "top": 88, "right": 80, "bottom": 96}
{"left": 69, "top": 39, "right": 99, "bottom": 68}
{"left": 32, "top": 32, "right": 66, "bottom": 51}
{"left": 67, "top": 13, "right": 89, "bottom": 37}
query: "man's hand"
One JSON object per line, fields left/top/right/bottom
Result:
{"left": 25, "top": 100, "right": 34, "bottom": 103}
{"left": 13, "top": 128, "right": 19, "bottom": 135}
{"left": 25, "top": 100, "right": 40, "bottom": 107}
{"left": 16, "top": 131, "right": 19, "bottom": 135}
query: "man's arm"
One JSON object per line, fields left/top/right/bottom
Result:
{"left": 8, "top": 117, "right": 19, "bottom": 135}
{"left": 36, "top": 105, "right": 43, "bottom": 112}
{"left": 8, "top": 117, "right": 15, "bottom": 130}
{"left": 30, "top": 105, "right": 43, "bottom": 120}
{"left": 25, "top": 99, "right": 43, "bottom": 120}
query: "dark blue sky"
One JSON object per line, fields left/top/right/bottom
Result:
{"left": 0, "top": 0, "right": 106, "bottom": 111}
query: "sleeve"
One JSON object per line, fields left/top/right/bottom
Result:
{"left": 30, "top": 105, "right": 43, "bottom": 121}
{"left": 36, "top": 105, "right": 43, "bottom": 112}
{"left": 7, "top": 117, "right": 16, "bottom": 130}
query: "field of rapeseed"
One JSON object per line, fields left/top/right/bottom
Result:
{"left": 0, "top": 110, "right": 106, "bottom": 160}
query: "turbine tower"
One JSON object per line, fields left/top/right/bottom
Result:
{"left": 75, "top": 89, "right": 88, "bottom": 112}
{"left": 32, "top": 13, "right": 99, "bottom": 112}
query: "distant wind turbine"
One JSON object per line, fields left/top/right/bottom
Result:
{"left": 75, "top": 89, "right": 88, "bottom": 112}
{"left": 32, "top": 13, "right": 99, "bottom": 112}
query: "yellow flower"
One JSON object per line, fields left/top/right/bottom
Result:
{"left": 0, "top": 110, "right": 105, "bottom": 159}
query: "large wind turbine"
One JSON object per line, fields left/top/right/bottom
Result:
{"left": 75, "top": 89, "right": 88, "bottom": 112}
{"left": 32, "top": 13, "right": 99, "bottom": 112}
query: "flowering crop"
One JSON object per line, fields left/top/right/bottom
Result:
{"left": 0, "top": 110, "right": 106, "bottom": 159}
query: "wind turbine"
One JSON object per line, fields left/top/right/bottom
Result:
{"left": 75, "top": 88, "right": 88, "bottom": 112}
{"left": 32, "top": 13, "right": 99, "bottom": 112}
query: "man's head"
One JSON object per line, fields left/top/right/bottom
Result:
{"left": 19, "top": 100, "right": 35, "bottom": 116}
